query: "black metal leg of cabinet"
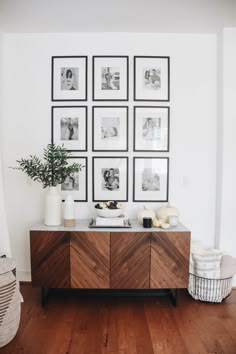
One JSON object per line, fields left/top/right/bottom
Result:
{"left": 41, "top": 288, "right": 51, "bottom": 307}
{"left": 169, "top": 288, "right": 178, "bottom": 307}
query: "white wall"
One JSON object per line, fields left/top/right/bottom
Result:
{"left": 0, "top": 0, "right": 236, "bottom": 33}
{"left": 219, "top": 28, "right": 236, "bottom": 261}
{"left": 0, "top": 34, "right": 11, "bottom": 256}
{"left": 1, "top": 33, "right": 217, "bottom": 279}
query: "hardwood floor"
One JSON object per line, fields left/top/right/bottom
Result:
{"left": 1, "top": 284, "right": 236, "bottom": 354}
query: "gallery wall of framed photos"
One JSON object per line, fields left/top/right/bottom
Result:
{"left": 51, "top": 55, "right": 170, "bottom": 202}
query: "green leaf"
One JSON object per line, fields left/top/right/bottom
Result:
{"left": 12, "top": 143, "right": 83, "bottom": 188}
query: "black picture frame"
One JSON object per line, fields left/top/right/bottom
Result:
{"left": 61, "top": 156, "right": 88, "bottom": 202}
{"left": 92, "top": 56, "right": 129, "bottom": 101}
{"left": 133, "top": 106, "right": 170, "bottom": 152}
{"left": 92, "top": 106, "right": 129, "bottom": 152}
{"left": 51, "top": 106, "right": 88, "bottom": 152}
{"left": 92, "top": 156, "right": 129, "bottom": 202}
{"left": 51, "top": 56, "right": 88, "bottom": 101}
{"left": 134, "top": 56, "right": 170, "bottom": 101}
{"left": 133, "top": 157, "right": 169, "bottom": 202}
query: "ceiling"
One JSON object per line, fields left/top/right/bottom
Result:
{"left": 0, "top": 0, "right": 235, "bottom": 33}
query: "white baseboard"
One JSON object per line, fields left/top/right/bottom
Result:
{"left": 17, "top": 270, "right": 31, "bottom": 282}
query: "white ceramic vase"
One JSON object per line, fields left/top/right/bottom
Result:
{"left": 44, "top": 186, "right": 62, "bottom": 226}
{"left": 64, "top": 195, "right": 76, "bottom": 227}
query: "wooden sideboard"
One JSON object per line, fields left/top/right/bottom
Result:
{"left": 30, "top": 220, "right": 190, "bottom": 305}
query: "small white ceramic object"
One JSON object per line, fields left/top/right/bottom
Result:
{"left": 168, "top": 215, "right": 178, "bottom": 227}
{"left": 64, "top": 195, "right": 75, "bottom": 227}
{"left": 44, "top": 186, "right": 62, "bottom": 226}
{"left": 64, "top": 195, "right": 75, "bottom": 219}
{"left": 161, "top": 222, "right": 170, "bottom": 229}
{"left": 96, "top": 208, "right": 124, "bottom": 218}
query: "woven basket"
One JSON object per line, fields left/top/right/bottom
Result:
{"left": 0, "top": 258, "right": 21, "bottom": 348}
{"left": 188, "top": 273, "right": 233, "bottom": 303}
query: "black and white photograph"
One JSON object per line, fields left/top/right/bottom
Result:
{"left": 143, "top": 68, "right": 161, "bottom": 90}
{"left": 101, "top": 67, "right": 120, "bottom": 90}
{"left": 61, "top": 173, "right": 79, "bottom": 191}
{"left": 60, "top": 117, "right": 78, "bottom": 141}
{"left": 143, "top": 117, "right": 161, "bottom": 140}
{"left": 61, "top": 157, "right": 88, "bottom": 202}
{"left": 102, "top": 168, "right": 120, "bottom": 191}
{"left": 52, "top": 56, "right": 87, "bottom": 101}
{"left": 101, "top": 117, "right": 120, "bottom": 139}
{"left": 93, "top": 157, "right": 128, "bottom": 201}
{"left": 134, "top": 56, "right": 170, "bottom": 101}
{"left": 142, "top": 168, "right": 160, "bottom": 191}
{"left": 134, "top": 106, "right": 169, "bottom": 151}
{"left": 133, "top": 157, "right": 169, "bottom": 202}
{"left": 52, "top": 106, "right": 87, "bottom": 151}
{"left": 93, "top": 56, "right": 128, "bottom": 101}
{"left": 61, "top": 67, "right": 79, "bottom": 91}
{"left": 92, "top": 106, "right": 128, "bottom": 151}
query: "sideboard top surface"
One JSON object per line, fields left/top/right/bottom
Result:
{"left": 30, "top": 219, "right": 190, "bottom": 233}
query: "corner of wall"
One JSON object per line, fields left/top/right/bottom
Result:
{"left": 214, "top": 29, "right": 224, "bottom": 249}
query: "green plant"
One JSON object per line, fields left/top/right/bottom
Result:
{"left": 13, "top": 144, "right": 83, "bottom": 188}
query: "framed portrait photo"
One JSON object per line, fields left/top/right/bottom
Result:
{"left": 51, "top": 56, "right": 87, "bottom": 101}
{"left": 51, "top": 106, "right": 87, "bottom": 151}
{"left": 93, "top": 56, "right": 129, "bottom": 101}
{"left": 133, "top": 157, "right": 169, "bottom": 202}
{"left": 93, "top": 157, "right": 128, "bottom": 202}
{"left": 134, "top": 106, "right": 169, "bottom": 152}
{"left": 61, "top": 157, "right": 88, "bottom": 202}
{"left": 134, "top": 56, "right": 170, "bottom": 101}
{"left": 92, "top": 106, "right": 128, "bottom": 151}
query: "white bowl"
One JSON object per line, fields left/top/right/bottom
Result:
{"left": 96, "top": 208, "right": 124, "bottom": 218}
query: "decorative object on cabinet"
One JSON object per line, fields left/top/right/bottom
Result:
{"left": 45, "top": 186, "right": 61, "bottom": 226}
{"left": 137, "top": 206, "right": 155, "bottom": 224}
{"left": 92, "top": 106, "right": 128, "bottom": 151}
{"left": 93, "top": 157, "right": 128, "bottom": 202}
{"left": 133, "top": 157, "right": 169, "bottom": 202}
{"left": 152, "top": 218, "right": 171, "bottom": 229}
{"left": 51, "top": 106, "right": 87, "bottom": 151}
{"left": 134, "top": 56, "right": 170, "bottom": 101}
{"left": 152, "top": 218, "right": 162, "bottom": 228}
{"left": 133, "top": 106, "right": 169, "bottom": 152}
{"left": 61, "top": 156, "right": 87, "bottom": 202}
{"left": 89, "top": 218, "right": 131, "bottom": 228}
{"left": 93, "top": 56, "right": 129, "bottom": 101}
{"left": 168, "top": 215, "right": 178, "bottom": 226}
{"left": 156, "top": 203, "right": 179, "bottom": 223}
{"left": 143, "top": 217, "right": 152, "bottom": 228}
{"left": 95, "top": 201, "right": 125, "bottom": 218}
{"left": 63, "top": 195, "right": 76, "bottom": 227}
{"left": 13, "top": 144, "right": 83, "bottom": 225}
{"left": 51, "top": 56, "right": 87, "bottom": 101}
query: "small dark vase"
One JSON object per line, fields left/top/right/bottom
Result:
{"left": 143, "top": 217, "right": 152, "bottom": 228}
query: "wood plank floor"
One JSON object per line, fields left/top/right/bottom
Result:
{"left": 1, "top": 284, "right": 236, "bottom": 354}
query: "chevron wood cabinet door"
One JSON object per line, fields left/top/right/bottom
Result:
{"left": 150, "top": 231, "right": 190, "bottom": 289}
{"left": 30, "top": 231, "right": 70, "bottom": 288}
{"left": 70, "top": 232, "right": 110, "bottom": 288}
{"left": 110, "top": 232, "right": 150, "bottom": 289}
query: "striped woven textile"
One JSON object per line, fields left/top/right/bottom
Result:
{"left": 0, "top": 258, "right": 22, "bottom": 348}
